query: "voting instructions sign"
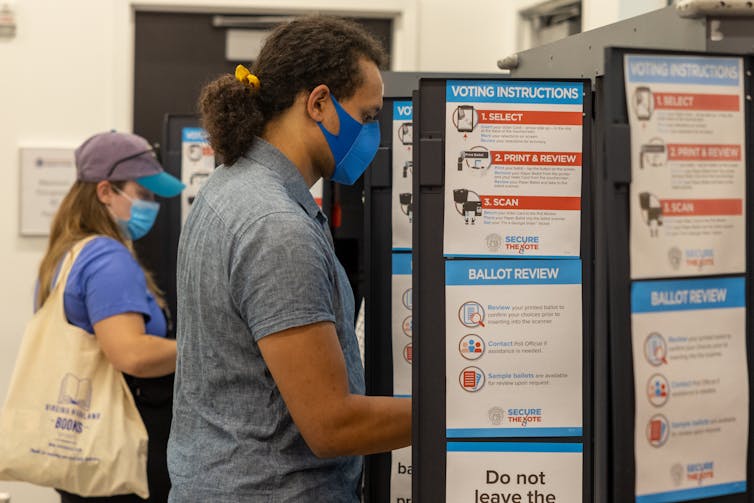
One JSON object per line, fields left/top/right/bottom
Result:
{"left": 445, "top": 260, "right": 582, "bottom": 437}
{"left": 625, "top": 55, "right": 746, "bottom": 278}
{"left": 392, "top": 253, "right": 413, "bottom": 396}
{"left": 443, "top": 80, "right": 584, "bottom": 257}
{"left": 181, "top": 127, "right": 215, "bottom": 225}
{"left": 447, "top": 442, "right": 582, "bottom": 503}
{"left": 392, "top": 101, "right": 414, "bottom": 251}
{"left": 632, "top": 277, "right": 748, "bottom": 502}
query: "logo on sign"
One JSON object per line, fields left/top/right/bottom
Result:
{"left": 647, "top": 373, "right": 670, "bottom": 407}
{"left": 488, "top": 407, "right": 505, "bottom": 425}
{"left": 670, "top": 463, "right": 684, "bottom": 487}
{"left": 668, "top": 247, "right": 682, "bottom": 270}
{"left": 402, "top": 288, "right": 413, "bottom": 310}
{"left": 485, "top": 233, "right": 502, "bottom": 252}
{"left": 459, "top": 334, "right": 485, "bottom": 361}
{"left": 685, "top": 248, "right": 714, "bottom": 270}
{"left": 402, "top": 316, "right": 412, "bottom": 337}
{"left": 459, "top": 366, "right": 485, "bottom": 392}
{"left": 458, "top": 302, "right": 486, "bottom": 328}
{"left": 647, "top": 414, "right": 670, "bottom": 447}
{"left": 644, "top": 332, "right": 668, "bottom": 366}
{"left": 506, "top": 408, "right": 543, "bottom": 427}
{"left": 403, "top": 343, "right": 413, "bottom": 364}
{"left": 505, "top": 235, "right": 540, "bottom": 254}
{"left": 687, "top": 461, "right": 714, "bottom": 484}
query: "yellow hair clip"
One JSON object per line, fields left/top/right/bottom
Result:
{"left": 235, "top": 64, "right": 261, "bottom": 90}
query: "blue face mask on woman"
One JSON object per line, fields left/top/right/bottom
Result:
{"left": 113, "top": 187, "right": 160, "bottom": 240}
{"left": 317, "top": 95, "right": 381, "bottom": 185}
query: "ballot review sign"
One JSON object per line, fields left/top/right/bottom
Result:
{"left": 392, "top": 101, "right": 413, "bottom": 251}
{"left": 445, "top": 260, "right": 582, "bottom": 437}
{"left": 446, "top": 442, "right": 583, "bottom": 502}
{"left": 632, "top": 276, "right": 748, "bottom": 502}
{"left": 443, "top": 80, "right": 584, "bottom": 257}
{"left": 391, "top": 253, "right": 412, "bottom": 501}
{"left": 624, "top": 54, "right": 746, "bottom": 278}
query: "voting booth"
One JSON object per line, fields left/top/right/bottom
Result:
{"left": 383, "top": 5, "right": 754, "bottom": 503}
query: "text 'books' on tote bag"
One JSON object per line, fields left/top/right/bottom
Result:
{"left": 0, "top": 237, "right": 149, "bottom": 498}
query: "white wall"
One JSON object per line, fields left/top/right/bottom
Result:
{"left": 0, "top": 0, "right": 667, "bottom": 500}
{"left": 0, "top": 0, "right": 514, "bottom": 500}
{"left": 583, "top": 0, "right": 668, "bottom": 31}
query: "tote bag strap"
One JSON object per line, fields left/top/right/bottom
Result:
{"left": 50, "top": 235, "right": 101, "bottom": 295}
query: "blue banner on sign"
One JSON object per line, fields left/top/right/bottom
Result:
{"left": 447, "top": 442, "right": 582, "bottom": 453}
{"left": 446, "top": 80, "right": 583, "bottom": 105}
{"left": 445, "top": 259, "right": 582, "bottom": 286}
{"left": 625, "top": 55, "right": 741, "bottom": 86}
{"left": 447, "top": 427, "right": 582, "bottom": 438}
{"left": 631, "top": 276, "right": 745, "bottom": 313}
{"left": 636, "top": 481, "right": 746, "bottom": 503}
{"left": 182, "top": 127, "right": 207, "bottom": 142}
{"left": 392, "top": 253, "right": 412, "bottom": 275}
{"left": 393, "top": 101, "right": 412, "bottom": 120}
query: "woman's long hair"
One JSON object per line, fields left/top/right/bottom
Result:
{"left": 36, "top": 180, "right": 164, "bottom": 310}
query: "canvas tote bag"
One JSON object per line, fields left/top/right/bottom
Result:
{"left": 0, "top": 237, "right": 149, "bottom": 498}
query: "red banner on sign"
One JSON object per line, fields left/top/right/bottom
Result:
{"left": 477, "top": 110, "right": 583, "bottom": 126}
{"left": 666, "top": 144, "right": 741, "bottom": 162}
{"left": 653, "top": 93, "right": 739, "bottom": 111}
{"left": 491, "top": 151, "right": 582, "bottom": 166}
{"left": 480, "top": 195, "right": 581, "bottom": 211}
{"left": 661, "top": 198, "right": 742, "bottom": 216}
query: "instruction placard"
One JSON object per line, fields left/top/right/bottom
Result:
{"left": 443, "top": 80, "right": 584, "bottom": 257}
{"left": 632, "top": 277, "right": 748, "bottom": 502}
{"left": 20, "top": 147, "right": 76, "bottom": 236}
{"left": 624, "top": 54, "right": 746, "bottom": 278}
{"left": 392, "top": 101, "right": 413, "bottom": 251}
{"left": 390, "top": 446, "right": 412, "bottom": 503}
{"left": 445, "top": 260, "right": 582, "bottom": 437}
{"left": 181, "top": 127, "right": 215, "bottom": 225}
{"left": 392, "top": 253, "right": 413, "bottom": 396}
{"left": 447, "top": 442, "right": 582, "bottom": 502}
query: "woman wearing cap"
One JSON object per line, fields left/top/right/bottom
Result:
{"left": 35, "top": 131, "right": 184, "bottom": 503}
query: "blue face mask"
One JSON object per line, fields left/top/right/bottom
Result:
{"left": 317, "top": 95, "right": 381, "bottom": 185}
{"left": 113, "top": 188, "right": 160, "bottom": 240}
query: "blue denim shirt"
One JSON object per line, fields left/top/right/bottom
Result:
{"left": 168, "top": 139, "right": 364, "bottom": 502}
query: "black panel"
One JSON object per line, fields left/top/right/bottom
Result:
{"left": 412, "top": 82, "right": 447, "bottom": 503}
{"left": 363, "top": 98, "right": 399, "bottom": 503}
{"left": 603, "top": 47, "right": 752, "bottom": 503}
{"left": 413, "top": 77, "right": 593, "bottom": 503}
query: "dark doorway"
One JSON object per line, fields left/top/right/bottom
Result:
{"left": 132, "top": 11, "right": 393, "bottom": 331}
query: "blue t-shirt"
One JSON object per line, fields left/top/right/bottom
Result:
{"left": 55, "top": 237, "right": 166, "bottom": 337}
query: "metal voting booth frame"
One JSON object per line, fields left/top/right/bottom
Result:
{"left": 365, "top": 6, "right": 754, "bottom": 503}
{"left": 503, "top": 5, "right": 754, "bottom": 503}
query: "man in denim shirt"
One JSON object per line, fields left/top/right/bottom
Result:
{"left": 168, "top": 17, "right": 411, "bottom": 502}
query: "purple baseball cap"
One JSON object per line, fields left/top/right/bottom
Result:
{"left": 75, "top": 131, "right": 185, "bottom": 198}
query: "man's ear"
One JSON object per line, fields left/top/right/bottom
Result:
{"left": 306, "top": 84, "right": 331, "bottom": 123}
{"left": 96, "top": 180, "right": 114, "bottom": 206}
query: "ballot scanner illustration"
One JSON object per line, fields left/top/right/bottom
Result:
{"left": 186, "top": 171, "right": 211, "bottom": 206}
{"left": 638, "top": 192, "right": 663, "bottom": 237}
{"left": 399, "top": 193, "right": 414, "bottom": 223}
{"left": 453, "top": 188, "right": 483, "bottom": 225}
{"left": 402, "top": 160, "right": 413, "bottom": 178}
{"left": 398, "top": 122, "right": 413, "bottom": 145}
